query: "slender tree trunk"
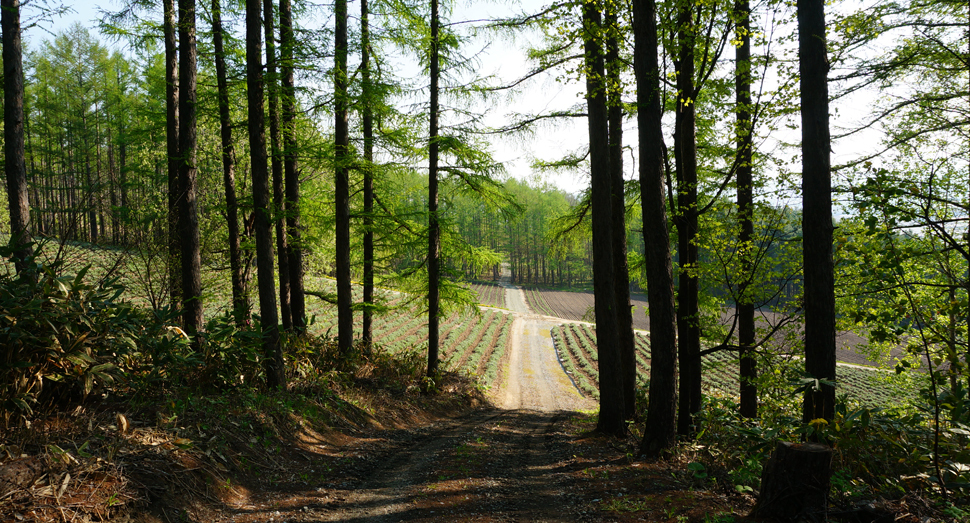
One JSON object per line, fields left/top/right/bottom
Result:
{"left": 164, "top": 0, "right": 182, "bottom": 316}
{"left": 214, "top": 0, "right": 250, "bottom": 326}
{"left": 605, "top": 7, "right": 636, "bottom": 420}
{"left": 633, "top": 0, "right": 678, "bottom": 457}
{"left": 736, "top": 0, "right": 758, "bottom": 419}
{"left": 583, "top": 0, "right": 625, "bottom": 436}
{"left": 361, "top": 0, "right": 375, "bottom": 352}
{"left": 119, "top": 124, "right": 128, "bottom": 244}
{"left": 280, "top": 0, "right": 305, "bottom": 333}
{"left": 247, "top": 0, "right": 284, "bottom": 387}
{"left": 83, "top": 114, "right": 97, "bottom": 243}
{"left": 2, "top": 0, "right": 31, "bottom": 270}
{"left": 264, "top": 0, "right": 291, "bottom": 331}
{"left": 108, "top": 127, "right": 118, "bottom": 243}
{"left": 426, "top": 0, "right": 442, "bottom": 384}
{"left": 335, "top": 0, "right": 354, "bottom": 357}
{"left": 25, "top": 99, "right": 39, "bottom": 236}
{"left": 178, "top": 0, "right": 204, "bottom": 347}
{"left": 675, "top": 2, "right": 702, "bottom": 437}
{"left": 798, "top": 0, "right": 836, "bottom": 423}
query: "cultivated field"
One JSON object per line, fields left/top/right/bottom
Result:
{"left": 523, "top": 287, "right": 651, "bottom": 329}
{"left": 304, "top": 276, "right": 512, "bottom": 388}
{"left": 551, "top": 323, "right": 915, "bottom": 407}
{"left": 470, "top": 281, "right": 506, "bottom": 309}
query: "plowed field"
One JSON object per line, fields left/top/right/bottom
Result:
{"left": 523, "top": 287, "right": 651, "bottom": 330}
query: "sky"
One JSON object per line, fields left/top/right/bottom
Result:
{"left": 35, "top": 0, "right": 593, "bottom": 194}
{"left": 33, "top": 0, "right": 892, "bottom": 200}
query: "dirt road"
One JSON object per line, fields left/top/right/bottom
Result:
{"left": 313, "top": 277, "right": 598, "bottom": 522}
{"left": 498, "top": 279, "right": 596, "bottom": 412}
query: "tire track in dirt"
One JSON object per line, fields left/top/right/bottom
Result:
{"left": 316, "top": 410, "right": 503, "bottom": 522}
{"left": 312, "top": 271, "right": 595, "bottom": 521}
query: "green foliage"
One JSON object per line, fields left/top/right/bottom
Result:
{"left": 0, "top": 242, "right": 141, "bottom": 424}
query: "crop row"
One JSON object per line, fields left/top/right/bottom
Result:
{"left": 470, "top": 282, "right": 506, "bottom": 309}
{"left": 550, "top": 323, "right": 904, "bottom": 408}
{"left": 289, "top": 277, "right": 514, "bottom": 389}
{"left": 439, "top": 310, "right": 513, "bottom": 389}
{"left": 552, "top": 324, "right": 600, "bottom": 398}
{"left": 523, "top": 286, "right": 556, "bottom": 317}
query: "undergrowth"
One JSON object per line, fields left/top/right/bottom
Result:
{"left": 0, "top": 244, "right": 484, "bottom": 521}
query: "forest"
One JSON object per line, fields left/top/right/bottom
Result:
{"left": 0, "top": 0, "right": 967, "bottom": 520}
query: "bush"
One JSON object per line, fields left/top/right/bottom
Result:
{"left": 0, "top": 243, "right": 142, "bottom": 424}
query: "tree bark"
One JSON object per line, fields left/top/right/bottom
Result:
{"left": 213, "top": 0, "right": 250, "bottom": 326}
{"left": 583, "top": 0, "right": 625, "bottom": 436}
{"left": 604, "top": 7, "right": 636, "bottom": 420}
{"left": 335, "top": 0, "right": 354, "bottom": 358}
{"left": 280, "top": 0, "right": 305, "bottom": 333}
{"left": 798, "top": 0, "right": 836, "bottom": 424}
{"left": 675, "top": 2, "right": 702, "bottom": 437}
{"left": 633, "top": 0, "right": 678, "bottom": 458}
{"left": 736, "top": 0, "right": 758, "bottom": 419}
{"left": 264, "top": 0, "right": 291, "bottom": 331}
{"left": 247, "top": 0, "right": 284, "bottom": 387}
{"left": 426, "top": 0, "right": 441, "bottom": 384}
{"left": 2, "top": 0, "right": 31, "bottom": 271}
{"left": 164, "top": 0, "right": 182, "bottom": 317}
{"left": 178, "top": 0, "right": 204, "bottom": 346}
{"left": 751, "top": 441, "right": 833, "bottom": 519}
{"left": 361, "top": 0, "right": 375, "bottom": 352}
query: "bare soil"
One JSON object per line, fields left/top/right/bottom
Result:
{"left": 526, "top": 287, "right": 892, "bottom": 368}
{"left": 524, "top": 288, "right": 651, "bottom": 331}
{"left": 4, "top": 278, "right": 944, "bottom": 523}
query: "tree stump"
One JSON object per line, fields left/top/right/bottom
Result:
{"left": 751, "top": 441, "right": 833, "bottom": 520}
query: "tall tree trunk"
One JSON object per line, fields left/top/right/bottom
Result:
{"left": 736, "top": 0, "right": 758, "bottom": 419}
{"left": 583, "top": 0, "right": 625, "bottom": 436}
{"left": 264, "top": 0, "right": 291, "bottom": 331}
{"left": 108, "top": 127, "right": 118, "bottom": 243}
{"left": 798, "top": 0, "right": 836, "bottom": 424}
{"left": 247, "top": 0, "right": 284, "bottom": 387}
{"left": 83, "top": 114, "right": 97, "bottom": 243}
{"left": 675, "top": 2, "right": 702, "bottom": 437}
{"left": 335, "top": 0, "right": 354, "bottom": 357}
{"left": 25, "top": 98, "right": 39, "bottom": 236}
{"left": 633, "top": 0, "right": 678, "bottom": 457}
{"left": 164, "top": 0, "right": 182, "bottom": 317}
{"left": 361, "top": 0, "right": 375, "bottom": 352}
{"left": 119, "top": 116, "right": 128, "bottom": 244}
{"left": 214, "top": 0, "right": 250, "bottom": 326}
{"left": 2, "top": 0, "right": 31, "bottom": 271}
{"left": 280, "top": 0, "right": 304, "bottom": 333}
{"left": 426, "top": 0, "right": 442, "bottom": 384}
{"left": 605, "top": 7, "right": 636, "bottom": 420}
{"left": 178, "top": 0, "right": 204, "bottom": 346}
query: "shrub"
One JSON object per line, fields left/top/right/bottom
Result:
{"left": 0, "top": 243, "right": 142, "bottom": 424}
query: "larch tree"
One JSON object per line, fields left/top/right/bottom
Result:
{"left": 212, "top": 0, "right": 249, "bottom": 326}
{"left": 264, "top": 0, "right": 291, "bottom": 331}
{"left": 361, "top": 0, "right": 376, "bottom": 350}
{"left": 2, "top": 0, "right": 31, "bottom": 272}
{"left": 335, "top": 0, "right": 354, "bottom": 357}
{"left": 735, "top": 0, "right": 757, "bottom": 419}
{"left": 632, "top": 0, "right": 678, "bottom": 457}
{"left": 604, "top": 3, "right": 636, "bottom": 420}
{"left": 798, "top": 0, "right": 836, "bottom": 423}
{"left": 177, "top": 0, "right": 204, "bottom": 345}
{"left": 426, "top": 0, "right": 442, "bottom": 384}
{"left": 247, "top": 0, "right": 284, "bottom": 387}
{"left": 280, "top": 0, "right": 305, "bottom": 333}
{"left": 673, "top": 0, "right": 702, "bottom": 436}
{"left": 164, "top": 0, "right": 181, "bottom": 317}
{"left": 582, "top": 0, "right": 625, "bottom": 436}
